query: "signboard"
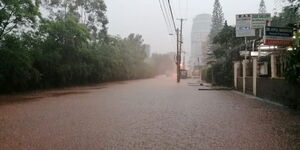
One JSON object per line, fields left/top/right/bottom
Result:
{"left": 251, "top": 13, "right": 271, "bottom": 29}
{"left": 236, "top": 14, "right": 255, "bottom": 37}
{"left": 264, "top": 26, "right": 293, "bottom": 46}
{"left": 239, "top": 51, "right": 250, "bottom": 57}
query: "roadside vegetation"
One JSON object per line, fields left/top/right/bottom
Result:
{"left": 202, "top": 0, "right": 300, "bottom": 86}
{"left": 0, "top": 0, "right": 173, "bottom": 93}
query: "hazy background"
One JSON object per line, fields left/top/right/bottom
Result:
{"left": 106, "top": 0, "right": 277, "bottom": 55}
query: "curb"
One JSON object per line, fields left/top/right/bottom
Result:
{"left": 231, "top": 90, "right": 285, "bottom": 108}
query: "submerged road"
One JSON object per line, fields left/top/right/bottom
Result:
{"left": 0, "top": 76, "right": 299, "bottom": 149}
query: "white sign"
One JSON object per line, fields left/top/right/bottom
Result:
{"left": 251, "top": 13, "right": 271, "bottom": 29}
{"left": 239, "top": 51, "right": 250, "bottom": 57}
{"left": 236, "top": 14, "right": 255, "bottom": 37}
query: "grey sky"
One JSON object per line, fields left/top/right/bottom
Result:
{"left": 106, "top": 0, "right": 277, "bottom": 55}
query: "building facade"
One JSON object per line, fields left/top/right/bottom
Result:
{"left": 190, "top": 14, "right": 212, "bottom": 67}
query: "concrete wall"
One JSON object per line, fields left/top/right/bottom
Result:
{"left": 237, "top": 77, "right": 253, "bottom": 94}
{"left": 256, "top": 78, "right": 300, "bottom": 108}
{"left": 237, "top": 77, "right": 243, "bottom": 92}
{"left": 245, "top": 77, "right": 253, "bottom": 95}
{"left": 236, "top": 76, "right": 300, "bottom": 108}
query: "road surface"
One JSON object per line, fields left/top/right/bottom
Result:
{"left": 0, "top": 76, "right": 299, "bottom": 149}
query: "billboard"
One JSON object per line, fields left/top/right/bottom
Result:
{"left": 251, "top": 13, "right": 271, "bottom": 29}
{"left": 236, "top": 14, "right": 255, "bottom": 37}
{"left": 264, "top": 26, "right": 293, "bottom": 46}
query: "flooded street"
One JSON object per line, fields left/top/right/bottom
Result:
{"left": 0, "top": 76, "right": 299, "bottom": 150}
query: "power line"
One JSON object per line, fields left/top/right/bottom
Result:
{"left": 158, "top": 0, "right": 177, "bottom": 63}
{"left": 158, "top": 0, "right": 173, "bottom": 34}
{"left": 162, "top": 0, "right": 174, "bottom": 33}
{"left": 158, "top": 0, "right": 187, "bottom": 83}
{"left": 167, "top": 0, "right": 177, "bottom": 32}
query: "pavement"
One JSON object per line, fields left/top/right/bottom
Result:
{"left": 0, "top": 76, "right": 299, "bottom": 150}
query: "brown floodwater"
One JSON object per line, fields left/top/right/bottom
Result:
{"left": 0, "top": 77, "right": 299, "bottom": 149}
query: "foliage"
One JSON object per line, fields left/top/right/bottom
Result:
{"left": 207, "top": 0, "right": 225, "bottom": 61}
{"left": 285, "top": 0, "right": 300, "bottom": 5}
{"left": 272, "top": 7, "right": 299, "bottom": 27}
{"left": 33, "top": 16, "right": 91, "bottom": 87}
{"left": 207, "top": 25, "right": 243, "bottom": 86}
{"left": 0, "top": 35, "right": 41, "bottom": 92}
{"left": 212, "top": 25, "right": 244, "bottom": 58}
{"left": 0, "top": 0, "right": 157, "bottom": 93}
{"left": 209, "top": 0, "right": 224, "bottom": 40}
{"left": 149, "top": 53, "right": 175, "bottom": 75}
{"left": 41, "top": 0, "right": 108, "bottom": 42}
{"left": 211, "top": 58, "right": 234, "bottom": 86}
{"left": 285, "top": 48, "right": 300, "bottom": 85}
{"left": 201, "top": 67, "right": 212, "bottom": 83}
{"left": 259, "top": 0, "right": 267, "bottom": 13}
{"left": 0, "top": 0, "right": 40, "bottom": 39}
{"left": 272, "top": 1, "right": 300, "bottom": 84}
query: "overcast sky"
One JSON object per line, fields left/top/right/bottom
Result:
{"left": 106, "top": 0, "right": 277, "bottom": 55}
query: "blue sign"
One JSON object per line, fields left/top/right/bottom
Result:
{"left": 265, "top": 26, "right": 293, "bottom": 37}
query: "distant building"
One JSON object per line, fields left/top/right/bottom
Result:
{"left": 189, "top": 14, "right": 211, "bottom": 67}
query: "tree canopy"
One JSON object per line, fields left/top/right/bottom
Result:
{"left": 210, "top": 0, "right": 224, "bottom": 39}
{"left": 206, "top": 0, "right": 225, "bottom": 62}
{"left": 259, "top": 0, "right": 267, "bottom": 13}
{"left": 0, "top": 0, "right": 40, "bottom": 39}
{"left": 0, "top": 0, "right": 163, "bottom": 93}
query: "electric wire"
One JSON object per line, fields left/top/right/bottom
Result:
{"left": 158, "top": 0, "right": 173, "bottom": 34}
{"left": 167, "top": 0, "right": 177, "bottom": 32}
{"left": 162, "top": 0, "right": 174, "bottom": 34}
{"left": 158, "top": 0, "right": 178, "bottom": 53}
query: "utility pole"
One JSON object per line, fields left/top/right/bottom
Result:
{"left": 176, "top": 28, "right": 180, "bottom": 83}
{"left": 243, "top": 37, "right": 247, "bottom": 94}
{"left": 176, "top": 18, "right": 186, "bottom": 83}
{"left": 182, "top": 51, "right": 186, "bottom": 70}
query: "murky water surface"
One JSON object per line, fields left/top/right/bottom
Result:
{"left": 0, "top": 77, "right": 299, "bottom": 149}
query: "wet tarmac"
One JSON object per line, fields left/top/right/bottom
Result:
{"left": 0, "top": 76, "right": 299, "bottom": 149}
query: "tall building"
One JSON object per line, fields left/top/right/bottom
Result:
{"left": 190, "top": 14, "right": 212, "bottom": 67}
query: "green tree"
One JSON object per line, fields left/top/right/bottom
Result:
{"left": 285, "top": 47, "right": 300, "bottom": 85}
{"left": 271, "top": 1, "right": 300, "bottom": 85}
{"left": 209, "top": 25, "right": 243, "bottom": 86}
{"left": 0, "top": 0, "right": 40, "bottom": 39}
{"left": 0, "top": 35, "right": 41, "bottom": 92}
{"left": 213, "top": 24, "right": 243, "bottom": 59}
{"left": 208, "top": 0, "right": 225, "bottom": 61}
{"left": 150, "top": 53, "right": 175, "bottom": 75}
{"left": 272, "top": 5, "right": 299, "bottom": 26}
{"left": 210, "top": 0, "right": 224, "bottom": 39}
{"left": 259, "top": 0, "right": 267, "bottom": 13}
{"left": 118, "top": 34, "right": 148, "bottom": 79}
{"left": 41, "top": 0, "right": 108, "bottom": 42}
{"left": 34, "top": 16, "right": 91, "bottom": 86}
{"left": 0, "top": 0, "right": 155, "bottom": 94}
